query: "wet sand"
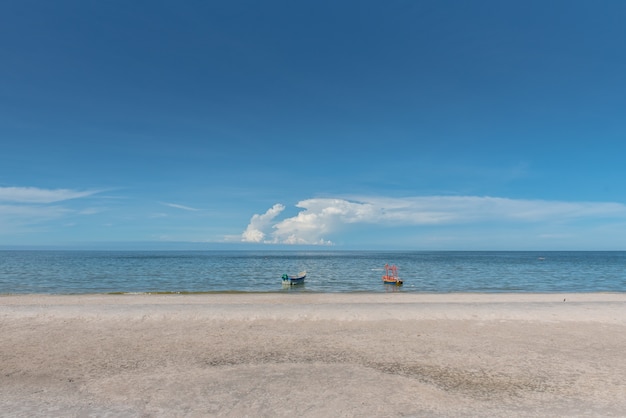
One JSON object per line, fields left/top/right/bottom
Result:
{"left": 1, "top": 293, "right": 625, "bottom": 417}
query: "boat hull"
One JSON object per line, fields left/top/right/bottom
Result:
{"left": 283, "top": 277, "right": 305, "bottom": 285}
{"left": 382, "top": 277, "right": 403, "bottom": 286}
{"left": 281, "top": 272, "right": 306, "bottom": 285}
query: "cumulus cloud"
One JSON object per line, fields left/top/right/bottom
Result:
{"left": 241, "top": 203, "right": 285, "bottom": 243}
{"left": 0, "top": 187, "right": 100, "bottom": 203}
{"left": 241, "top": 196, "right": 626, "bottom": 245}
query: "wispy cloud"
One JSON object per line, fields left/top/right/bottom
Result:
{"left": 0, "top": 204, "right": 71, "bottom": 219}
{"left": 0, "top": 204, "right": 72, "bottom": 235}
{"left": 161, "top": 202, "right": 201, "bottom": 211}
{"left": 0, "top": 186, "right": 103, "bottom": 236}
{"left": 150, "top": 212, "right": 169, "bottom": 218}
{"left": 241, "top": 196, "right": 626, "bottom": 245}
{"left": 0, "top": 187, "right": 100, "bottom": 203}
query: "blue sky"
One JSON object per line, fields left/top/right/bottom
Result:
{"left": 1, "top": 0, "right": 626, "bottom": 250}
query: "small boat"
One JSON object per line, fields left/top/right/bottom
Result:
{"left": 282, "top": 271, "right": 306, "bottom": 285}
{"left": 382, "top": 264, "right": 403, "bottom": 286}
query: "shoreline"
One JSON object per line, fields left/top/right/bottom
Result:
{"left": 2, "top": 293, "right": 625, "bottom": 416}
{"left": 2, "top": 292, "right": 625, "bottom": 323}
{"left": 2, "top": 290, "right": 626, "bottom": 296}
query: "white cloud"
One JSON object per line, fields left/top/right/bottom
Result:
{"left": 241, "top": 203, "right": 285, "bottom": 243}
{"left": 240, "top": 196, "right": 626, "bottom": 245}
{"left": 0, "top": 187, "right": 100, "bottom": 203}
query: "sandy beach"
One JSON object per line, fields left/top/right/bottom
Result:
{"left": 1, "top": 293, "right": 625, "bottom": 417}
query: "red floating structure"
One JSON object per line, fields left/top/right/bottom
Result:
{"left": 382, "top": 264, "right": 403, "bottom": 286}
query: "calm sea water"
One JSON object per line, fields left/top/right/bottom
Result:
{"left": 1, "top": 251, "right": 625, "bottom": 294}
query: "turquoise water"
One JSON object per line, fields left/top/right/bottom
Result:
{"left": 1, "top": 251, "right": 625, "bottom": 294}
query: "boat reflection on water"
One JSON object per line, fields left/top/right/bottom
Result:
{"left": 383, "top": 282, "right": 403, "bottom": 292}
{"left": 280, "top": 282, "right": 308, "bottom": 292}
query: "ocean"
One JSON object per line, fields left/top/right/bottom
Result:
{"left": 1, "top": 250, "right": 625, "bottom": 294}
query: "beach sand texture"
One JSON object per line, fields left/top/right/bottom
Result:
{"left": 1, "top": 293, "right": 625, "bottom": 417}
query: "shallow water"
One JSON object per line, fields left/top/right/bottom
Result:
{"left": 1, "top": 250, "right": 625, "bottom": 294}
